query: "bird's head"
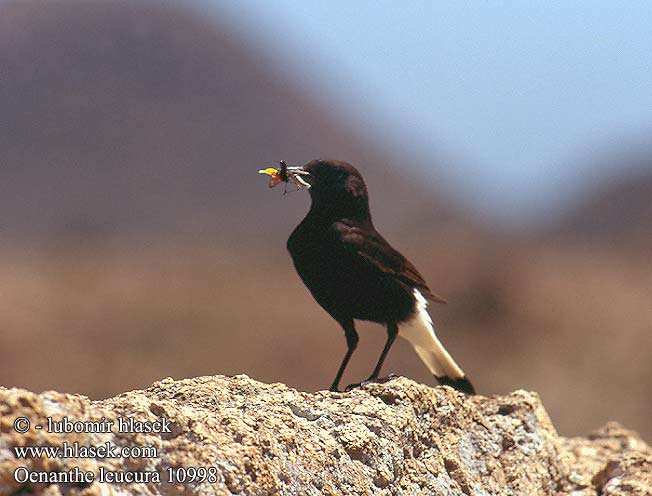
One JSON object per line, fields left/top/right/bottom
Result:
{"left": 259, "top": 159, "right": 371, "bottom": 221}
{"left": 298, "top": 159, "right": 371, "bottom": 220}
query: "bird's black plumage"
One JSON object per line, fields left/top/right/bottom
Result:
{"left": 283, "top": 159, "right": 474, "bottom": 394}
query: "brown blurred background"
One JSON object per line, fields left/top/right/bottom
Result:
{"left": 0, "top": 1, "right": 650, "bottom": 440}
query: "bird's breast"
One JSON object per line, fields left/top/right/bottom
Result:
{"left": 287, "top": 222, "right": 333, "bottom": 281}
{"left": 287, "top": 221, "right": 416, "bottom": 324}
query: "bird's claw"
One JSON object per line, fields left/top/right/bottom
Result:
{"left": 345, "top": 373, "right": 400, "bottom": 391}
{"left": 375, "top": 373, "right": 400, "bottom": 384}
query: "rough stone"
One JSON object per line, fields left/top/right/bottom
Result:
{"left": 1, "top": 375, "right": 650, "bottom": 495}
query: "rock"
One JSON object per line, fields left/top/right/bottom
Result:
{"left": 0, "top": 375, "right": 650, "bottom": 495}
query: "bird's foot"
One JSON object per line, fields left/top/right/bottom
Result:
{"left": 345, "top": 373, "right": 400, "bottom": 391}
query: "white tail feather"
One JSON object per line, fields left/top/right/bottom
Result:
{"left": 399, "top": 289, "right": 465, "bottom": 379}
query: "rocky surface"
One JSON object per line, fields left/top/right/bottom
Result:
{"left": 0, "top": 375, "right": 650, "bottom": 496}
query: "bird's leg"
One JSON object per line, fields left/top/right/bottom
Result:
{"left": 368, "top": 322, "right": 398, "bottom": 380}
{"left": 329, "top": 319, "right": 358, "bottom": 392}
{"left": 346, "top": 323, "right": 399, "bottom": 391}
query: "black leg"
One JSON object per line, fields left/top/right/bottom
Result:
{"left": 367, "top": 322, "right": 398, "bottom": 380}
{"left": 329, "top": 319, "right": 358, "bottom": 392}
{"left": 345, "top": 323, "right": 400, "bottom": 391}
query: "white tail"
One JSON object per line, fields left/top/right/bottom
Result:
{"left": 399, "top": 289, "right": 465, "bottom": 380}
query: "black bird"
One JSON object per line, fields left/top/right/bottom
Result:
{"left": 261, "top": 159, "right": 475, "bottom": 394}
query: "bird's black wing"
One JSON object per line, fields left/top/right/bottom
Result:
{"left": 330, "top": 221, "right": 447, "bottom": 304}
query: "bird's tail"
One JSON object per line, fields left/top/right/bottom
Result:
{"left": 399, "top": 289, "right": 475, "bottom": 395}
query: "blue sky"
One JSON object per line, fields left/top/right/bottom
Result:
{"left": 200, "top": 1, "right": 651, "bottom": 223}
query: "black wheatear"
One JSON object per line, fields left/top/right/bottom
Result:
{"left": 260, "top": 159, "right": 475, "bottom": 394}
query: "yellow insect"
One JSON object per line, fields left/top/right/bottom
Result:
{"left": 258, "top": 160, "right": 311, "bottom": 194}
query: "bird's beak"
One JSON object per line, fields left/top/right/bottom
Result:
{"left": 285, "top": 166, "right": 312, "bottom": 189}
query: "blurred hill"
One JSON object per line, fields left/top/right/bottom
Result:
{"left": 0, "top": 0, "right": 465, "bottom": 249}
{"left": 550, "top": 150, "right": 651, "bottom": 248}
{"left": 0, "top": 0, "right": 649, "bottom": 441}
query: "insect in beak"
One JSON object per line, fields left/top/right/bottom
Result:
{"left": 258, "top": 161, "right": 311, "bottom": 194}
{"left": 258, "top": 167, "right": 284, "bottom": 188}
